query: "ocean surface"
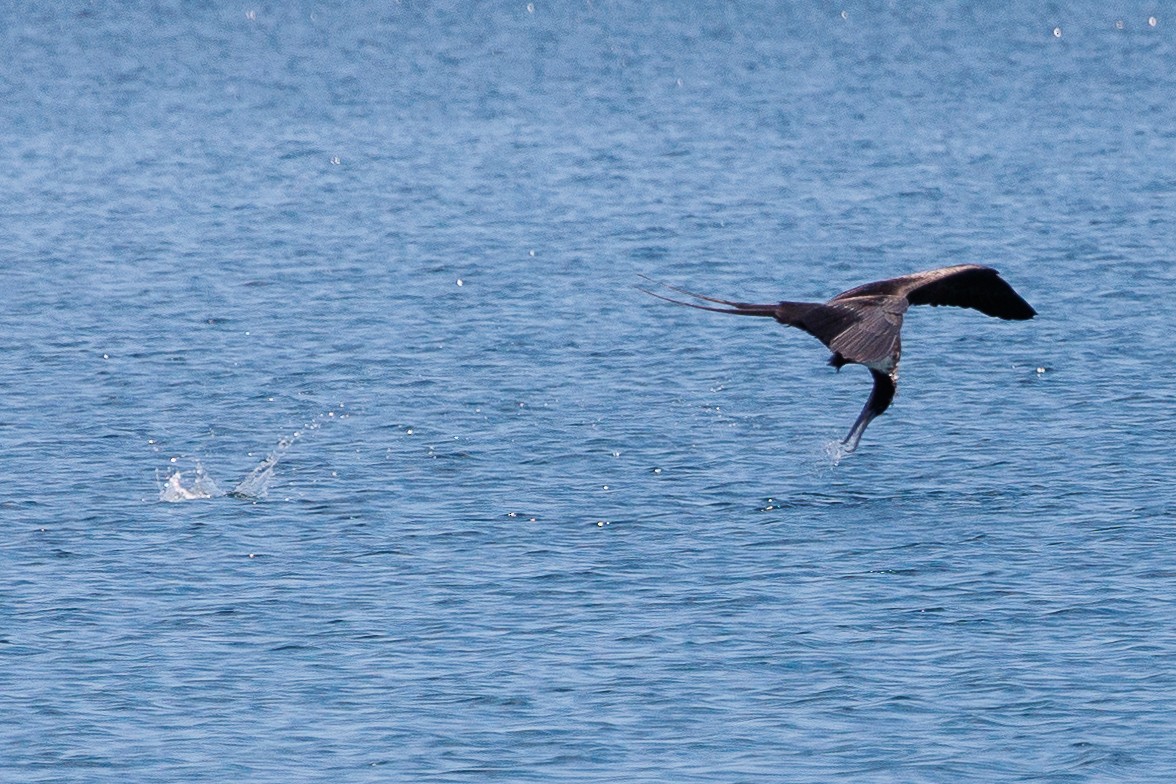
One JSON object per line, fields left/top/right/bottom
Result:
{"left": 3, "top": 2, "right": 1176, "bottom": 781}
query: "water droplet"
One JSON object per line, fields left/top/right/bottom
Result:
{"left": 1053, "top": 26, "right": 1062, "bottom": 38}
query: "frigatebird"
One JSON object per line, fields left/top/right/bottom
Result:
{"left": 640, "top": 264, "right": 1035, "bottom": 452}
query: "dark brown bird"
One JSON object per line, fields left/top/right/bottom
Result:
{"left": 640, "top": 264, "right": 1036, "bottom": 452}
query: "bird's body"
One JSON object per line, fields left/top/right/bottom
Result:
{"left": 641, "top": 264, "right": 1035, "bottom": 451}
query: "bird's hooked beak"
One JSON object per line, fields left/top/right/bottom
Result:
{"left": 841, "top": 409, "right": 876, "bottom": 452}
{"left": 841, "top": 369, "right": 897, "bottom": 453}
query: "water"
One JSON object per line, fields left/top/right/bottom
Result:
{"left": 3, "top": 2, "right": 1176, "bottom": 781}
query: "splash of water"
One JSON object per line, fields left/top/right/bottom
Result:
{"left": 822, "top": 439, "right": 852, "bottom": 467}
{"left": 158, "top": 458, "right": 222, "bottom": 502}
{"left": 228, "top": 434, "right": 296, "bottom": 500}
{"left": 156, "top": 406, "right": 346, "bottom": 502}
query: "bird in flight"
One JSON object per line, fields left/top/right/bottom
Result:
{"left": 640, "top": 264, "right": 1036, "bottom": 452}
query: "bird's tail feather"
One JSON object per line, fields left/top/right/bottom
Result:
{"left": 636, "top": 276, "right": 780, "bottom": 317}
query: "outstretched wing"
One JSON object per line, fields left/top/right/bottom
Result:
{"left": 805, "top": 296, "right": 907, "bottom": 366}
{"left": 831, "top": 264, "right": 1036, "bottom": 320}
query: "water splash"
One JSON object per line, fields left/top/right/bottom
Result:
{"left": 229, "top": 434, "right": 296, "bottom": 500}
{"left": 158, "top": 458, "right": 222, "bottom": 501}
{"left": 156, "top": 406, "right": 347, "bottom": 502}
{"left": 822, "top": 439, "right": 852, "bottom": 467}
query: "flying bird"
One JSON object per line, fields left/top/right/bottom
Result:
{"left": 640, "top": 264, "right": 1035, "bottom": 452}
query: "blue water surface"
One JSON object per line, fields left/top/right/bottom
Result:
{"left": 3, "top": 2, "right": 1176, "bottom": 782}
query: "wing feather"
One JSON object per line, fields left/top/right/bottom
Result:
{"left": 820, "top": 297, "right": 907, "bottom": 365}
{"left": 830, "top": 264, "right": 1036, "bottom": 320}
{"left": 786, "top": 296, "right": 907, "bottom": 365}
